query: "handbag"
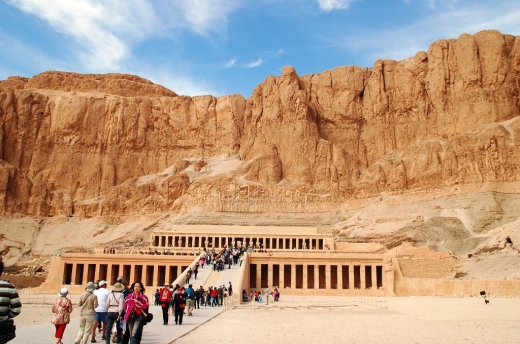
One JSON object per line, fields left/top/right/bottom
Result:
{"left": 0, "top": 319, "right": 16, "bottom": 343}
{"left": 51, "top": 299, "right": 71, "bottom": 324}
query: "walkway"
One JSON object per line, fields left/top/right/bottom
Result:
{"left": 15, "top": 259, "right": 243, "bottom": 343}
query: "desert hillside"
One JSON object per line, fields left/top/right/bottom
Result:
{"left": 0, "top": 30, "right": 519, "bottom": 280}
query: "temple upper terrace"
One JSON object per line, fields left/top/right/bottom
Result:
{"left": 150, "top": 225, "right": 336, "bottom": 251}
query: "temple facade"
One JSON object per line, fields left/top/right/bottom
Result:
{"left": 38, "top": 225, "right": 520, "bottom": 298}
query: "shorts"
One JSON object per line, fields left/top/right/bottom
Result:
{"left": 95, "top": 312, "right": 108, "bottom": 322}
{"left": 186, "top": 299, "right": 194, "bottom": 307}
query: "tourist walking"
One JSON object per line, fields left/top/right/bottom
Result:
{"left": 0, "top": 258, "right": 21, "bottom": 344}
{"left": 193, "top": 265, "right": 198, "bottom": 280}
{"left": 123, "top": 282, "right": 149, "bottom": 344}
{"left": 51, "top": 287, "right": 73, "bottom": 344}
{"left": 105, "top": 282, "right": 125, "bottom": 344}
{"left": 91, "top": 280, "right": 110, "bottom": 342}
{"left": 185, "top": 268, "right": 192, "bottom": 284}
{"left": 186, "top": 284, "right": 195, "bottom": 316}
{"left": 211, "top": 287, "right": 218, "bottom": 306}
{"left": 159, "top": 284, "right": 172, "bottom": 325}
{"left": 75, "top": 282, "right": 98, "bottom": 344}
{"left": 172, "top": 287, "right": 187, "bottom": 325}
{"left": 217, "top": 285, "right": 224, "bottom": 306}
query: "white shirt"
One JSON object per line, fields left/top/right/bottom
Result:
{"left": 94, "top": 287, "right": 111, "bottom": 313}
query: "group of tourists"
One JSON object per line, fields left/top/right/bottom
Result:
{"left": 47, "top": 277, "right": 150, "bottom": 344}
{"left": 0, "top": 245, "right": 252, "bottom": 344}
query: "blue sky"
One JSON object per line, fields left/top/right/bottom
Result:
{"left": 1, "top": 0, "right": 519, "bottom": 97}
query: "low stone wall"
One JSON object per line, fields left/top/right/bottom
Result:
{"left": 396, "top": 277, "right": 520, "bottom": 297}
{"left": 398, "top": 258, "right": 458, "bottom": 278}
{"left": 393, "top": 258, "right": 520, "bottom": 297}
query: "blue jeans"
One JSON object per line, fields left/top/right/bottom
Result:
{"left": 105, "top": 312, "right": 122, "bottom": 344}
{"left": 127, "top": 314, "right": 143, "bottom": 344}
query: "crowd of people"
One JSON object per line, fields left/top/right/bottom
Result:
{"left": 0, "top": 245, "right": 282, "bottom": 344}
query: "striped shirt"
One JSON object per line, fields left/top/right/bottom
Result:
{"left": 0, "top": 279, "right": 22, "bottom": 321}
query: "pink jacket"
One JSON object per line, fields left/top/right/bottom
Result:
{"left": 123, "top": 292, "right": 149, "bottom": 322}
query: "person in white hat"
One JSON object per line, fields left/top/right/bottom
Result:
{"left": 91, "top": 280, "right": 110, "bottom": 342}
{"left": 51, "top": 287, "right": 73, "bottom": 344}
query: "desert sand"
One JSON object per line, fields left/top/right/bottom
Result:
{"left": 175, "top": 296, "right": 520, "bottom": 344}
{"left": 13, "top": 296, "right": 520, "bottom": 344}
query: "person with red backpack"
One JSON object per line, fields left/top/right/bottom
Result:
{"left": 158, "top": 284, "right": 172, "bottom": 325}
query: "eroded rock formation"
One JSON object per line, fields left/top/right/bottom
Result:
{"left": 0, "top": 30, "right": 519, "bottom": 217}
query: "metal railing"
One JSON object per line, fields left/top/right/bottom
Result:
{"left": 18, "top": 291, "right": 82, "bottom": 307}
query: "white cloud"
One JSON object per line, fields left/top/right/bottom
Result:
{"left": 6, "top": 0, "right": 157, "bottom": 70}
{"left": 5, "top": 0, "right": 242, "bottom": 71}
{"left": 176, "top": 0, "right": 242, "bottom": 35}
{"left": 245, "top": 58, "right": 264, "bottom": 68}
{"left": 134, "top": 67, "right": 220, "bottom": 97}
{"left": 333, "top": 1, "right": 520, "bottom": 65}
{"left": 317, "top": 0, "right": 355, "bottom": 12}
{"left": 221, "top": 58, "right": 237, "bottom": 69}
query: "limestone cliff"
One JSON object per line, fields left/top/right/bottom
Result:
{"left": 0, "top": 30, "right": 519, "bottom": 217}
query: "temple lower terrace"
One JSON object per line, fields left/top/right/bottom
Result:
{"left": 39, "top": 225, "right": 520, "bottom": 298}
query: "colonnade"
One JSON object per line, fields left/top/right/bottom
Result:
{"left": 153, "top": 234, "right": 325, "bottom": 250}
{"left": 249, "top": 262, "right": 384, "bottom": 291}
{"left": 62, "top": 262, "right": 189, "bottom": 288}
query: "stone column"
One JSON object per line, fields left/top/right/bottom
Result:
{"left": 338, "top": 264, "right": 343, "bottom": 290}
{"left": 360, "top": 264, "right": 366, "bottom": 289}
{"left": 165, "top": 266, "right": 171, "bottom": 286}
{"left": 291, "top": 264, "right": 296, "bottom": 290}
{"left": 255, "top": 265, "right": 261, "bottom": 289}
{"left": 129, "top": 265, "right": 136, "bottom": 284}
{"left": 314, "top": 265, "right": 319, "bottom": 290}
{"left": 107, "top": 264, "right": 113, "bottom": 285}
{"left": 142, "top": 265, "right": 148, "bottom": 287}
{"left": 303, "top": 264, "right": 308, "bottom": 290}
{"left": 325, "top": 264, "right": 331, "bottom": 289}
{"left": 71, "top": 264, "right": 78, "bottom": 285}
{"left": 153, "top": 264, "right": 159, "bottom": 288}
{"left": 95, "top": 263, "right": 101, "bottom": 282}
{"left": 267, "top": 263, "right": 273, "bottom": 288}
{"left": 349, "top": 265, "right": 354, "bottom": 289}
{"left": 279, "top": 264, "right": 285, "bottom": 289}
{"left": 372, "top": 265, "right": 377, "bottom": 290}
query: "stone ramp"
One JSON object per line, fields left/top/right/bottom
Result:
{"left": 15, "top": 262, "right": 229, "bottom": 344}
{"left": 15, "top": 303, "right": 223, "bottom": 344}
{"left": 203, "top": 269, "right": 222, "bottom": 289}
{"left": 201, "top": 262, "right": 242, "bottom": 292}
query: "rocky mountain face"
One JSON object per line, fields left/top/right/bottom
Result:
{"left": 0, "top": 30, "right": 519, "bottom": 218}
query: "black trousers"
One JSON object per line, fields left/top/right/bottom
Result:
{"left": 161, "top": 302, "right": 169, "bottom": 324}
{"left": 174, "top": 306, "right": 184, "bottom": 325}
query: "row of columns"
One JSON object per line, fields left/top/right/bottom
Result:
{"left": 250, "top": 263, "right": 383, "bottom": 290}
{"left": 64, "top": 262, "right": 189, "bottom": 287}
{"left": 154, "top": 235, "right": 325, "bottom": 250}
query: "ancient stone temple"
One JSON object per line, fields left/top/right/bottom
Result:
{"left": 39, "top": 225, "right": 520, "bottom": 299}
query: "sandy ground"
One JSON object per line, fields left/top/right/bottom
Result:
{"left": 174, "top": 296, "right": 520, "bottom": 344}
{"left": 13, "top": 296, "right": 520, "bottom": 343}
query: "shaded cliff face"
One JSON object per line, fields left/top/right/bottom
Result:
{"left": 0, "top": 30, "right": 519, "bottom": 217}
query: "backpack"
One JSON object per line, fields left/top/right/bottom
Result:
{"left": 187, "top": 288, "right": 195, "bottom": 300}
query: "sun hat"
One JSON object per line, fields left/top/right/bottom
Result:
{"left": 59, "top": 287, "right": 69, "bottom": 296}
{"left": 112, "top": 282, "right": 125, "bottom": 292}
{"left": 85, "top": 281, "right": 95, "bottom": 292}
{"left": 99, "top": 280, "right": 107, "bottom": 287}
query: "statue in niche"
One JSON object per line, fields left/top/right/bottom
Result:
{"left": 385, "top": 259, "right": 396, "bottom": 296}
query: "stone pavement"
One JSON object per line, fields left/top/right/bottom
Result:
{"left": 14, "top": 258, "right": 242, "bottom": 344}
